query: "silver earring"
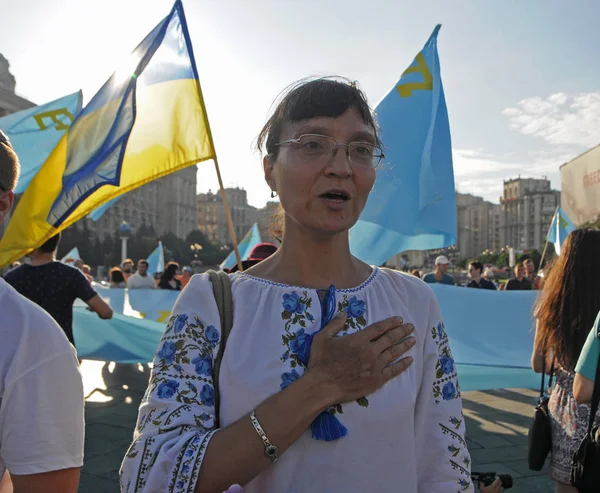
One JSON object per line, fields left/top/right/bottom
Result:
{"left": 270, "top": 190, "right": 277, "bottom": 198}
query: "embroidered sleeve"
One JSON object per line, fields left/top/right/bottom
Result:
{"left": 415, "top": 292, "right": 473, "bottom": 493}
{"left": 120, "top": 274, "right": 221, "bottom": 493}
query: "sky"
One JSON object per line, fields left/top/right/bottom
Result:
{"left": 1, "top": 0, "right": 600, "bottom": 209}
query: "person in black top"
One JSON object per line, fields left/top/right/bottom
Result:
{"left": 5, "top": 233, "right": 113, "bottom": 346}
{"left": 504, "top": 263, "right": 533, "bottom": 291}
{"left": 465, "top": 261, "right": 496, "bottom": 290}
{"left": 157, "top": 261, "right": 182, "bottom": 290}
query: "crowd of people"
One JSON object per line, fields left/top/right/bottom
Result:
{"left": 2, "top": 77, "right": 600, "bottom": 493}
{"left": 414, "top": 255, "right": 545, "bottom": 291}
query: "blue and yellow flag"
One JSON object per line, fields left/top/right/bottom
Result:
{"left": 0, "top": 0, "right": 215, "bottom": 266}
{"left": 147, "top": 241, "right": 165, "bottom": 275}
{"left": 547, "top": 207, "right": 575, "bottom": 255}
{"left": 350, "top": 25, "right": 455, "bottom": 265}
{"left": 220, "top": 223, "right": 262, "bottom": 270}
{"left": 0, "top": 91, "right": 82, "bottom": 194}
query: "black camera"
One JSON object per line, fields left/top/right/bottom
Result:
{"left": 471, "top": 471, "right": 513, "bottom": 489}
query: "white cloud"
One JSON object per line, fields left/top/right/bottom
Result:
{"left": 451, "top": 148, "right": 573, "bottom": 203}
{"left": 503, "top": 92, "right": 600, "bottom": 147}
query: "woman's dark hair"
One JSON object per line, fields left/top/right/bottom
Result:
{"left": 160, "top": 261, "right": 180, "bottom": 283}
{"left": 110, "top": 266, "right": 125, "bottom": 284}
{"left": 256, "top": 77, "right": 381, "bottom": 239}
{"left": 535, "top": 229, "right": 600, "bottom": 370}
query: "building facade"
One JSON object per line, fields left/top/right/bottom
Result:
{"left": 500, "top": 177, "right": 560, "bottom": 251}
{"left": 456, "top": 192, "right": 501, "bottom": 259}
{"left": 197, "top": 188, "right": 258, "bottom": 245}
{"left": 86, "top": 166, "right": 198, "bottom": 241}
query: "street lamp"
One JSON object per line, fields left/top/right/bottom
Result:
{"left": 119, "top": 221, "right": 131, "bottom": 262}
{"left": 190, "top": 243, "right": 203, "bottom": 259}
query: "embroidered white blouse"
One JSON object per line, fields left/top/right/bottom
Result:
{"left": 120, "top": 267, "right": 473, "bottom": 493}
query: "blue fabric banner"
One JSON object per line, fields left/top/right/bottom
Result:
{"left": 76, "top": 283, "right": 541, "bottom": 390}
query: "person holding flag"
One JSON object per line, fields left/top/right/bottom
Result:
{"left": 122, "top": 37, "right": 472, "bottom": 492}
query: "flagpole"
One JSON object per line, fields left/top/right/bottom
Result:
{"left": 539, "top": 205, "right": 559, "bottom": 270}
{"left": 213, "top": 157, "right": 244, "bottom": 272}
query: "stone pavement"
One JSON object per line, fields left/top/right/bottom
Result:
{"left": 79, "top": 361, "right": 554, "bottom": 492}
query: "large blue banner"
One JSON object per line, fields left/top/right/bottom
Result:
{"left": 75, "top": 284, "right": 540, "bottom": 390}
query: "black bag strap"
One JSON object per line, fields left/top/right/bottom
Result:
{"left": 586, "top": 350, "right": 600, "bottom": 435}
{"left": 539, "top": 350, "right": 555, "bottom": 401}
{"left": 207, "top": 269, "right": 233, "bottom": 428}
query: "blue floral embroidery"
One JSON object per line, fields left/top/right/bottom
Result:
{"left": 442, "top": 382, "right": 457, "bottom": 400}
{"left": 432, "top": 321, "right": 461, "bottom": 404}
{"left": 344, "top": 295, "right": 366, "bottom": 319}
{"left": 440, "top": 355, "right": 455, "bottom": 375}
{"left": 173, "top": 314, "right": 188, "bottom": 334}
{"left": 205, "top": 325, "right": 220, "bottom": 347}
{"left": 191, "top": 355, "right": 212, "bottom": 376}
{"left": 181, "top": 465, "right": 190, "bottom": 474}
{"left": 289, "top": 328, "right": 312, "bottom": 363}
{"left": 282, "top": 291, "right": 307, "bottom": 314}
{"left": 157, "top": 379, "right": 179, "bottom": 399}
{"left": 280, "top": 369, "right": 301, "bottom": 389}
{"left": 176, "top": 480, "right": 185, "bottom": 489}
{"left": 158, "top": 341, "right": 177, "bottom": 364}
{"left": 200, "top": 384, "right": 214, "bottom": 407}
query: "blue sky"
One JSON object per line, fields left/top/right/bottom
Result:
{"left": 2, "top": 0, "right": 599, "bottom": 207}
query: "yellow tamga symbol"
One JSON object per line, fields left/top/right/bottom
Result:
{"left": 33, "top": 108, "right": 75, "bottom": 131}
{"left": 397, "top": 53, "right": 433, "bottom": 98}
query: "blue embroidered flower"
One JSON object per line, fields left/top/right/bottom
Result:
{"left": 157, "top": 341, "right": 177, "bottom": 364}
{"left": 157, "top": 379, "right": 179, "bottom": 399}
{"left": 344, "top": 296, "right": 366, "bottom": 319}
{"left": 307, "top": 312, "right": 314, "bottom": 322}
{"left": 437, "top": 322, "right": 444, "bottom": 340}
{"left": 174, "top": 314, "right": 188, "bottom": 334}
{"left": 440, "top": 355, "right": 455, "bottom": 375}
{"left": 192, "top": 436, "right": 201, "bottom": 445}
{"left": 176, "top": 480, "right": 184, "bottom": 489}
{"left": 289, "top": 328, "right": 313, "bottom": 364}
{"left": 200, "top": 384, "right": 215, "bottom": 407}
{"left": 181, "top": 464, "right": 190, "bottom": 474}
{"left": 185, "top": 449, "right": 194, "bottom": 458}
{"left": 282, "top": 291, "right": 306, "bottom": 314}
{"left": 280, "top": 369, "right": 300, "bottom": 390}
{"left": 442, "top": 381, "right": 457, "bottom": 400}
{"left": 186, "top": 382, "right": 197, "bottom": 392}
{"left": 205, "top": 325, "right": 220, "bottom": 347}
{"left": 174, "top": 364, "right": 183, "bottom": 373}
{"left": 191, "top": 356, "right": 212, "bottom": 376}
{"left": 200, "top": 412, "right": 211, "bottom": 421}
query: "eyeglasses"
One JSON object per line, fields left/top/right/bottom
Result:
{"left": 275, "top": 134, "right": 384, "bottom": 168}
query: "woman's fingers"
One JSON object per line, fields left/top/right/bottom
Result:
{"left": 379, "top": 335, "right": 416, "bottom": 366}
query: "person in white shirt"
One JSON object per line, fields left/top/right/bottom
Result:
{"left": 126, "top": 259, "right": 156, "bottom": 289}
{"left": 121, "top": 78, "right": 472, "bottom": 493}
{"left": 0, "top": 130, "right": 84, "bottom": 493}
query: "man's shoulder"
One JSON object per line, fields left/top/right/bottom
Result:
{"left": 422, "top": 272, "right": 435, "bottom": 282}
{"left": 0, "top": 279, "right": 72, "bottom": 354}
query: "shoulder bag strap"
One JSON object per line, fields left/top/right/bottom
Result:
{"left": 586, "top": 351, "right": 600, "bottom": 435}
{"left": 207, "top": 269, "right": 233, "bottom": 428}
{"left": 539, "top": 351, "right": 547, "bottom": 402}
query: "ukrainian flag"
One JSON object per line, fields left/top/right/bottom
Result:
{"left": 0, "top": 0, "right": 215, "bottom": 266}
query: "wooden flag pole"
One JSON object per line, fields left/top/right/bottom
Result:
{"left": 213, "top": 157, "right": 244, "bottom": 272}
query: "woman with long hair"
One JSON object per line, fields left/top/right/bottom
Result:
{"left": 158, "top": 261, "right": 182, "bottom": 290}
{"left": 531, "top": 228, "right": 600, "bottom": 492}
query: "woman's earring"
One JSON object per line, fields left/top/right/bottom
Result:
{"left": 270, "top": 190, "right": 277, "bottom": 198}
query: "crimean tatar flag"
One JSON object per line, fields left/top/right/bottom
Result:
{"left": 0, "top": 0, "right": 215, "bottom": 266}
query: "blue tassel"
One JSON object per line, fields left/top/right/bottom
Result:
{"left": 311, "top": 411, "right": 348, "bottom": 441}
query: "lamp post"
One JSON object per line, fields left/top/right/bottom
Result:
{"left": 190, "top": 243, "right": 203, "bottom": 260}
{"left": 119, "top": 221, "right": 131, "bottom": 263}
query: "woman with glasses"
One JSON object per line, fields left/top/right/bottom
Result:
{"left": 121, "top": 78, "right": 472, "bottom": 493}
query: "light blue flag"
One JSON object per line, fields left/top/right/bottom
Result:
{"left": 88, "top": 196, "right": 121, "bottom": 221}
{"left": 350, "top": 25, "right": 455, "bottom": 265}
{"left": 0, "top": 91, "right": 82, "bottom": 194}
{"left": 220, "top": 223, "right": 261, "bottom": 270}
{"left": 547, "top": 207, "right": 576, "bottom": 255}
{"left": 147, "top": 241, "right": 165, "bottom": 275}
{"left": 61, "top": 246, "right": 80, "bottom": 263}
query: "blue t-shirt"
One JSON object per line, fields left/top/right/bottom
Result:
{"left": 575, "top": 311, "right": 600, "bottom": 381}
{"left": 422, "top": 272, "right": 455, "bottom": 285}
